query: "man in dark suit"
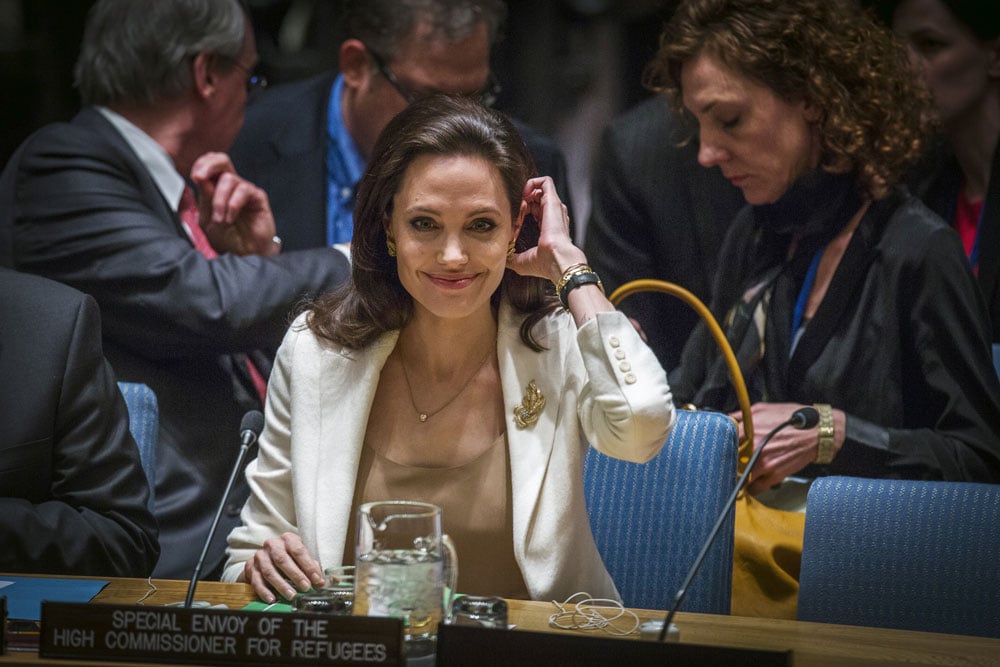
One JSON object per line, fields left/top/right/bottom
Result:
{"left": 584, "top": 96, "right": 745, "bottom": 371}
{"left": 0, "top": 269, "right": 159, "bottom": 576}
{"left": 230, "top": 0, "right": 574, "bottom": 251}
{"left": 0, "top": 0, "right": 350, "bottom": 579}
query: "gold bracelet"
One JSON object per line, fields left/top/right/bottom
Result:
{"left": 554, "top": 263, "right": 591, "bottom": 295}
{"left": 814, "top": 403, "right": 835, "bottom": 464}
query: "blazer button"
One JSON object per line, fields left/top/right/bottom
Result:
{"left": 624, "top": 373, "right": 637, "bottom": 384}
{"left": 608, "top": 336, "right": 621, "bottom": 348}
{"left": 615, "top": 349, "right": 626, "bottom": 360}
{"left": 619, "top": 361, "right": 632, "bottom": 372}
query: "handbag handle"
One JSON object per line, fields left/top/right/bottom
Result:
{"left": 608, "top": 279, "right": 754, "bottom": 471}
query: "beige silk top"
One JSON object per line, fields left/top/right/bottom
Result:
{"left": 343, "top": 433, "right": 530, "bottom": 600}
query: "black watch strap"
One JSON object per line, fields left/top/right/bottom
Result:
{"left": 559, "top": 271, "right": 603, "bottom": 308}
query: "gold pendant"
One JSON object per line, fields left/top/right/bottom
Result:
{"left": 513, "top": 380, "right": 545, "bottom": 429}
{"left": 419, "top": 413, "right": 428, "bottom": 422}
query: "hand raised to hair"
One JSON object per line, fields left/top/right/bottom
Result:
{"left": 506, "top": 176, "right": 587, "bottom": 284}
{"left": 190, "top": 152, "right": 281, "bottom": 257}
{"left": 508, "top": 176, "right": 618, "bottom": 325}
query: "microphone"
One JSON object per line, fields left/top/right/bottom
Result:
{"left": 182, "top": 410, "right": 264, "bottom": 609}
{"left": 789, "top": 406, "right": 820, "bottom": 429}
{"left": 645, "top": 406, "right": 820, "bottom": 641}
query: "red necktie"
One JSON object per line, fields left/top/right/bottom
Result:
{"left": 179, "top": 186, "right": 218, "bottom": 259}
{"left": 179, "top": 186, "right": 268, "bottom": 405}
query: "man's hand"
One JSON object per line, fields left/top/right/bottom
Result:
{"left": 191, "top": 152, "right": 281, "bottom": 256}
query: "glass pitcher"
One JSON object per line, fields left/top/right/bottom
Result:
{"left": 353, "top": 501, "right": 458, "bottom": 646}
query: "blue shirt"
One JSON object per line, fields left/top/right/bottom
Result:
{"left": 325, "top": 75, "right": 366, "bottom": 245}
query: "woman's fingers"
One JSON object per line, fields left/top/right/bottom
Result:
{"left": 245, "top": 533, "right": 323, "bottom": 602}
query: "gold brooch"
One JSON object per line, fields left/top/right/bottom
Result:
{"left": 513, "top": 380, "right": 545, "bottom": 429}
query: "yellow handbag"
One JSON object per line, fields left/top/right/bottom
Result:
{"left": 609, "top": 279, "right": 805, "bottom": 619}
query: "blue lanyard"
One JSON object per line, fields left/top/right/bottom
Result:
{"left": 791, "top": 248, "right": 824, "bottom": 341}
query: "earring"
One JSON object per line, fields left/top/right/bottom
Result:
{"left": 386, "top": 234, "right": 397, "bottom": 257}
{"left": 506, "top": 241, "right": 516, "bottom": 261}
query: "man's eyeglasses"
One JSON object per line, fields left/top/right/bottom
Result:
{"left": 365, "top": 46, "right": 501, "bottom": 108}
{"left": 221, "top": 56, "right": 268, "bottom": 95}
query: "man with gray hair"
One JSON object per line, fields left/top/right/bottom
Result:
{"left": 230, "top": 0, "right": 573, "bottom": 250}
{"left": 0, "top": 0, "right": 350, "bottom": 578}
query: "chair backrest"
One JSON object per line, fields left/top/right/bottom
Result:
{"left": 117, "top": 381, "right": 158, "bottom": 509}
{"left": 583, "top": 409, "right": 738, "bottom": 613}
{"left": 798, "top": 476, "right": 1000, "bottom": 637}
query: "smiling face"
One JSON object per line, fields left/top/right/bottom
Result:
{"left": 681, "top": 51, "right": 821, "bottom": 205}
{"left": 891, "top": 0, "right": 1000, "bottom": 129}
{"left": 388, "top": 153, "right": 521, "bottom": 323}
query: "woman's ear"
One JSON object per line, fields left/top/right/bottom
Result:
{"left": 512, "top": 200, "right": 527, "bottom": 241}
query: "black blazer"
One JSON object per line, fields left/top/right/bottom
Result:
{"left": 0, "top": 108, "right": 351, "bottom": 578}
{"left": 0, "top": 269, "right": 159, "bottom": 576}
{"left": 907, "top": 137, "right": 1000, "bottom": 342}
{"left": 230, "top": 72, "right": 576, "bottom": 250}
{"left": 672, "top": 191, "right": 1000, "bottom": 482}
{"left": 584, "top": 96, "right": 745, "bottom": 371}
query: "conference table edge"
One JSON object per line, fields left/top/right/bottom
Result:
{"left": 1, "top": 576, "right": 997, "bottom": 666}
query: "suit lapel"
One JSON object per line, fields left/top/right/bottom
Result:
{"left": 313, "top": 332, "right": 398, "bottom": 568}
{"left": 497, "top": 303, "right": 557, "bottom": 547}
{"left": 77, "top": 108, "right": 188, "bottom": 240}
{"left": 786, "top": 196, "right": 892, "bottom": 389}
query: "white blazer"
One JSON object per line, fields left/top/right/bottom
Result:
{"left": 223, "top": 300, "right": 675, "bottom": 601}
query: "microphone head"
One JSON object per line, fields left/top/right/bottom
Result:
{"left": 791, "top": 406, "right": 820, "bottom": 429}
{"left": 240, "top": 410, "right": 265, "bottom": 438}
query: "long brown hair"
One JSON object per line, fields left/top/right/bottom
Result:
{"left": 308, "top": 94, "right": 559, "bottom": 349}
{"left": 645, "top": 0, "right": 933, "bottom": 200}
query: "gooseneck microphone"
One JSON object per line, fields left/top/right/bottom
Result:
{"left": 183, "top": 410, "right": 264, "bottom": 609}
{"left": 653, "top": 406, "right": 820, "bottom": 641}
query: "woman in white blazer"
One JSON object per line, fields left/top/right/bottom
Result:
{"left": 223, "top": 95, "right": 675, "bottom": 603}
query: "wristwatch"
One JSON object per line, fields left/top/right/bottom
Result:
{"left": 814, "top": 403, "right": 835, "bottom": 464}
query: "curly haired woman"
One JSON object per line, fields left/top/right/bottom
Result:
{"left": 650, "top": 0, "right": 1000, "bottom": 493}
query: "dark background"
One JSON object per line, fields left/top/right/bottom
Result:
{"left": 0, "top": 0, "right": 674, "bottom": 228}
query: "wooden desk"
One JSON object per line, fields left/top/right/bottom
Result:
{"left": 3, "top": 577, "right": 999, "bottom": 666}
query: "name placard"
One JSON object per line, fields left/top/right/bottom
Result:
{"left": 40, "top": 602, "right": 403, "bottom": 666}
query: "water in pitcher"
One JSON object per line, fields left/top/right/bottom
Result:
{"left": 354, "top": 548, "right": 445, "bottom": 639}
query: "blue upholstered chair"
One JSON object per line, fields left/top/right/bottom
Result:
{"left": 583, "top": 409, "right": 738, "bottom": 613}
{"left": 117, "top": 381, "right": 158, "bottom": 509}
{"left": 798, "top": 476, "right": 1000, "bottom": 637}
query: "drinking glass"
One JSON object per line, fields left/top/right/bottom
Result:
{"left": 353, "top": 501, "right": 458, "bottom": 657}
{"left": 292, "top": 565, "right": 355, "bottom": 615}
{"left": 449, "top": 595, "right": 508, "bottom": 629}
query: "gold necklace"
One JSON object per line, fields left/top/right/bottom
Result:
{"left": 398, "top": 346, "right": 495, "bottom": 423}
